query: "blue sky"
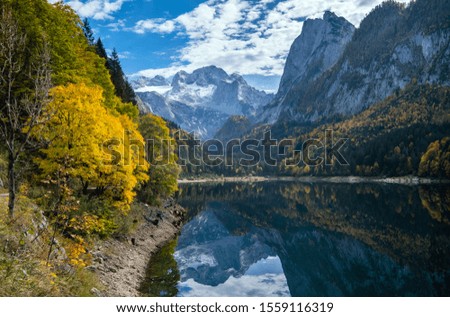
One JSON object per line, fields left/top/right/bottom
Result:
{"left": 49, "top": 0, "right": 411, "bottom": 91}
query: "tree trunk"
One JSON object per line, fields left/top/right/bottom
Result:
{"left": 8, "top": 153, "right": 16, "bottom": 218}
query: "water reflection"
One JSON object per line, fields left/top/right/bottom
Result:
{"left": 139, "top": 239, "right": 180, "bottom": 297}
{"left": 174, "top": 209, "right": 290, "bottom": 296}
{"left": 177, "top": 256, "right": 290, "bottom": 297}
{"left": 141, "top": 181, "right": 450, "bottom": 296}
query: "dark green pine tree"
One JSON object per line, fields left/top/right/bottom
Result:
{"left": 82, "top": 18, "right": 95, "bottom": 46}
{"left": 108, "top": 48, "right": 137, "bottom": 105}
{"left": 95, "top": 38, "right": 108, "bottom": 60}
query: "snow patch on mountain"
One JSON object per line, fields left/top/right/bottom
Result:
{"left": 135, "top": 85, "right": 172, "bottom": 94}
{"left": 133, "top": 66, "right": 273, "bottom": 138}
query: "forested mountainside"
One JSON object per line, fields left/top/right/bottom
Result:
{"left": 179, "top": 83, "right": 449, "bottom": 178}
{"left": 0, "top": 0, "right": 178, "bottom": 295}
{"left": 280, "top": 83, "right": 450, "bottom": 178}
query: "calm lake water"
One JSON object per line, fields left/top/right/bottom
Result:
{"left": 140, "top": 181, "right": 450, "bottom": 297}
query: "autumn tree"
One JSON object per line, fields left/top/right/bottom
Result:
{"left": 34, "top": 83, "right": 148, "bottom": 212}
{"left": 139, "top": 114, "right": 180, "bottom": 204}
{"left": 419, "top": 138, "right": 450, "bottom": 178}
{"left": 0, "top": 8, "right": 52, "bottom": 217}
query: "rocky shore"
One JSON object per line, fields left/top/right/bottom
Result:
{"left": 88, "top": 199, "right": 185, "bottom": 297}
{"left": 178, "top": 176, "right": 449, "bottom": 185}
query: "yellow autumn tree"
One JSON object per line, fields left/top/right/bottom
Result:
{"left": 96, "top": 113, "right": 149, "bottom": 209}
{"left": 418, "top": 138, "right": 450, "bottom": 178}
{"left": 34, "top": 83, "right": 148, "bottom": 211}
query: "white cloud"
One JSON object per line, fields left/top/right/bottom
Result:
{"left": 176, "top": 256, "right": 291, "bottom": 297}
{"left": 135, "top": 65, "right": 199, "bottom": 79}
{"left": 178, "top": 274, "right": 290, "bottom": 297}
{"left": 133, "top": 19, "right": 176, "bottom": 34}
{"left": 118, "top": 51, "right": 132, "bottom": 59}
{"left": 64, "top": 0, "right": 127, "bottom": 20}
{"left": 131, "top": 0, "right": 412, "bottom": 77}
{"left": 106, "top": 18, "right": 126, "bottom": 31}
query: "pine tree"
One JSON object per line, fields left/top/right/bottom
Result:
{"left": 94, "top": 41, "right": 137, "bottom": 107}
{"left": 109, "top": 48, "right": 124, "bottom": 98}
{"left": 108, "top": 48, "right": 137, "bottom": 105}
{"left": 82, "top": 18, "right": 95, "bottom": 45}
{"left": 109, "top": 48, "right": 121, "bottom": 76}
{"left": 95, "top": 38, "right": 108, "bottom": 60}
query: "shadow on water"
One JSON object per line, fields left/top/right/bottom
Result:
{"left": 139, "top": 239, "right": 180, "bottom": 297}
{"left": 140, "top": 181, "right": 450, "bottom": 296}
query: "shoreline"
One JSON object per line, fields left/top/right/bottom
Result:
{"left": 83, "top": 174, "right": 447, "bottom": 296}
{"left": 178, "top": 176, "right": 450, "bottom": 185}
{"left": 88, "top": 199, "right": 185, "bottom": 297}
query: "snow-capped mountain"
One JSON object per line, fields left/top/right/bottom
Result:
{"left": 133, "top": 66, "right": 273, "bottom": 138}
{"left": 132, "top": 75, "right": 170, "bottom": 89}
{"left": 132, "top": 75, "right": 172, "bottom": 95}
{"left": 174, "top": 209, "right": 290, "bottom": 296}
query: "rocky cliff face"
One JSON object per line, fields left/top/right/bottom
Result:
{"left": 134, "top": 66, "right": 273, "bottom": 138}
{"left": 261, "top": 0, "right": 450, "bottom": 127}
{"left": 260, "top": 11, "right": 355, "bottom": 123}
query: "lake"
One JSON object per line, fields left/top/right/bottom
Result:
{"left": 140, "top": 181, "right": 450, "bottom": 297}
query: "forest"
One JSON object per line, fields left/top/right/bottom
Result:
{"left": 180, "top": 83, "right": 450, "bottom": 179}
{"left": 0, "top": 0, "right": 178, "bottom": 295}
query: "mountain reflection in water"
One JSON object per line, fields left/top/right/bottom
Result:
{"left": 140, "top": 181, "right": 450, "bottom": 297}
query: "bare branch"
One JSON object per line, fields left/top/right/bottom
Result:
{"left": 0, "top": 7, "right": 53, "bottom": 217}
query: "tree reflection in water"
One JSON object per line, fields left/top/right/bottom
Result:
{"left": 141, "top": 181, "right": 450, "bottom": 296}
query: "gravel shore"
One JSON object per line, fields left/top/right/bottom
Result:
{"left": 88, "top": 199, "right": 185, "bottom": 297}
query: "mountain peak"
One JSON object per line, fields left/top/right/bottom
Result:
{"left": 261, "top": 10, "right": 355, "bottom": 123}
{"left": 262, "top": 0, "right": 450, "bottom": 127}
{"left": 230, "top": 73, "right": 247, "bottom": 85}
{"left": 130, "top": 75, "right": 169, "bottom": 89}
{"left": 171, "top": 70, "right": 188, "bottom": 87}
{"left": 152, "top": 75, "right": 166, "bottom": 82}
{"left": 137, "top": 66, "right": 273, "bottom": 139}
{"left": 191, "top": 66, "right": 229, "bottom": 85}
{"left": 323, "top": 10, "right": 353, "bottom": 30}
{"left": 323, "top": 10, "right": 337, "bottom": 21}
{"left": 171, "top": 66, "right": 230, "bottom": 88}
{"left": 196, "top": 65, "right": 227, "bottom": 74}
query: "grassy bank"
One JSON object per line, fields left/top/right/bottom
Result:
{"left": 0, "top": 194, "right": 185, "bottom": 296}
{"left": 0, "top": 196, "right": 98, "bottom": 296}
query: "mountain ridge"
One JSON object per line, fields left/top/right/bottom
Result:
{"left": 133, "top": 66, "right": 273, "bottom": 138}
{"left": 270, "top": 0, "right": 450, "bottom": 127}
{"left": 260, "top": 11, "right": 355, "bottom": 124}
